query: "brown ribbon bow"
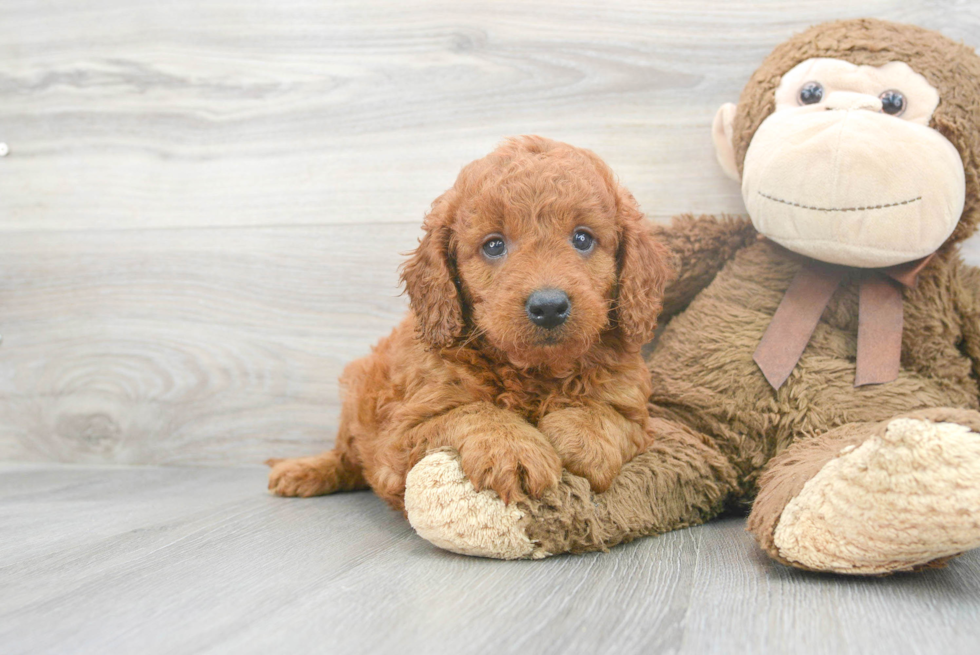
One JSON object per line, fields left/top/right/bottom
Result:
{"left": 753, "top": 246, "right": 933, "bottom": 390}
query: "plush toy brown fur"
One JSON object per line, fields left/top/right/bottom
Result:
{"left": 403, "top": 19, "right": 980, "bottom": 574}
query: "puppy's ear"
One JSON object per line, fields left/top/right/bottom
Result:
{"left": 614, "top": 187, "right": 675, "bottom": 347}
{"left": 399, "top": 192, "right": 465, "bottom": 348}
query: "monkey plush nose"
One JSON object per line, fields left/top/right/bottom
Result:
{"left": 824, "top": 91, "right": 883, "bottom": 112}
{"left": 526, "top": 289, "right": 571, "bottom": 329}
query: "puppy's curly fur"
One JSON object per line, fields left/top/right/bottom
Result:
{"left": 267, "top": 136, "right": 673, "bottom": 510}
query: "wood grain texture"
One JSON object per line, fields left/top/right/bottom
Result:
{"left": 2, "top": 464, "right": 979, "bottom": 655}
{"left": 1, "top": 0, "right": 980, "bottom": 231}
{"left": 0, "top": 1, "right": 979, "bottom": 464}
{"left": 0, "top": 224, "right": 414, "bottom": 463}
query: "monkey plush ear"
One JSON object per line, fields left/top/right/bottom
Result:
{"left": 712, "top": 102, "right": 740, "bottom": 181}
{"left": 614, "top": 188, "right": 675, "bottom": 347}
{"left": 399, "top": 195, "right": 465, "bottom": 348}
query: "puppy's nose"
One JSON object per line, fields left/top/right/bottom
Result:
{"left": 525, "top": 289, "right": 571, "bottom": 329}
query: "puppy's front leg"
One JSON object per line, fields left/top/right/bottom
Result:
{"left": 377, "top": 402, "right": 562, "bottom": 507}
{"left": 538, "top": 404, "right": 649, "bottom": 493}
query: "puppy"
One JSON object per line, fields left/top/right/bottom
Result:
{"left": 267, "top": 136, "right": 673, "bottom": 510}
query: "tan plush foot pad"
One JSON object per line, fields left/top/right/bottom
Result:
{"left": 773, "top": 419, "right": 980, "bottom": 574}
{"left": 404, "top": 450, "right": 549, "bottom": 560}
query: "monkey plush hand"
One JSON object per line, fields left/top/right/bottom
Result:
{"left": 402, "top": 19, "right": 980, "bottom": 574}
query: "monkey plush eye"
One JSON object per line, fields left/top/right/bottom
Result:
{"left": 798, "top": 82, "right": 824, "bottom": 105}
{"left": 879, "top": 90, "right": 906, "bottom": 116}
{"left": 482, "top": 236, "right": 506, "bottom": 258}
{"left": 571, "top": 229, "right": 595, "bottom": 252}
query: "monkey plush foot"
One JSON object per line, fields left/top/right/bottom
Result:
{"left": 404, "top": 449, "right": 547, "bottom": 560}
{"left": 769, "top": 416, "right": 980, "bottom": 575}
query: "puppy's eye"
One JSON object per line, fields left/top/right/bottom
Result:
{"left": 798, "top": 81, "right": 824, "bottom": 105}
{"left": 571, "top": 229, "right": 595, "bottom": 252}
{"left": 482, "top": 236, "right": 506, "bottom": 259}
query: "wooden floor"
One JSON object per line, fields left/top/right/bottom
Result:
{"left": 2, "top": 464, "right": 979, "bottom": 655}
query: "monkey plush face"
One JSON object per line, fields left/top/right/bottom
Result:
{"left": 712, "top": 19, "right": 980, "bottom": 268}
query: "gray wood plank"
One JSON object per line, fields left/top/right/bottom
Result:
{"left": 1, "top": 465, "right": 979, "bottom": 655}
{"left": 0, "top": 224, "right": 416, "bottom": 464}
{"left": 1, "top": 1, "right": 978, "bottom": 231}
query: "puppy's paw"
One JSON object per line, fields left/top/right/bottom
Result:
{"left": 458, "top": 426, "right": 562, "bottom": 505}
{"left": 267, "top": 455, "right": 335, "bottom": 497}
{"left": 538, "top": 408, "right": 626, "bottom": 493}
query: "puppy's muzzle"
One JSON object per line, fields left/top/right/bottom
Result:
{"left": 525, "top": 289, "right": 571, "bottom": 329}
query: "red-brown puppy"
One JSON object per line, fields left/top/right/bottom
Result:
{"left": 267, "top": 136, "right": 672, "bottom": 511}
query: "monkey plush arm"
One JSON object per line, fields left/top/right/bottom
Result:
{"left": 404, "top": 416, "right": 738, "bottom": 559}
{"left": 954, "top": 258, "right": 980, "bottom": 397}
{"left": 651, "top": 214, "right": 757, "bottom": 317}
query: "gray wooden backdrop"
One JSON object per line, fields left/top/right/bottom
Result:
{"left": 2, "top": 0, "right": 979, "bottom": 465}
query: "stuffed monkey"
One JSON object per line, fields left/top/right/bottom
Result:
{"left": 403, "top": 18, "right": 980, "bottom": 574}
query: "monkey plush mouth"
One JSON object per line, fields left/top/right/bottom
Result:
{"left": 740, "top": 105, "right": 964, "bottom": 268}
{"left": 757, "top": 192, "right": 923, "bottom": 214}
